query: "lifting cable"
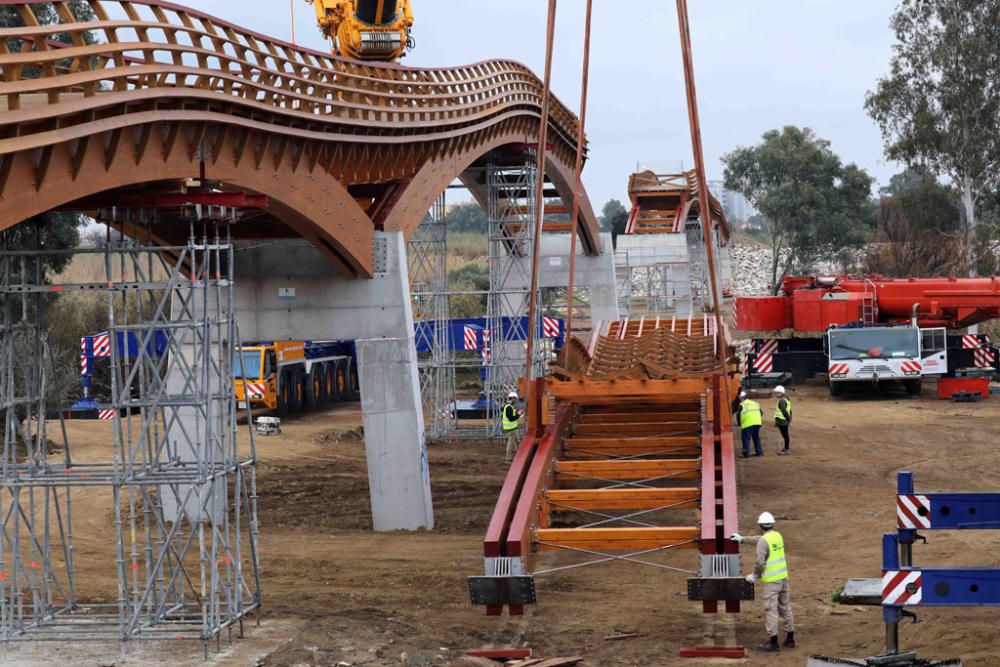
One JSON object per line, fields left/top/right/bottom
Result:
{"left": 523, "top": 0, "right": 558, "bottom": 408}
{"left": 675, "top": 0, "right": 733, "bottom": 407}
{"left": 564, "top": 0, "right": 594, "bottom": 341}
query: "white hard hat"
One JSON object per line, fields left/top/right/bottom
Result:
{"left": 774, "top": 385, "right": 786, "bottom": 394}
{"left": 507, "top": 391, "right": 518, "bottom": 399}
{"left": 757, "top": 511, "right": 775, "bottom": 527}
{"left": 739, "top": 391, "right": 747, "bottom": 399}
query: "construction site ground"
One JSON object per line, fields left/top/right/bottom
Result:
{"left": 5, "top": 385, "right": 1000, "bottom": 666}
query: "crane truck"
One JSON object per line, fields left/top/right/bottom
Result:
{"left": 73, "top": 333, "right": 359, "bottom": 418}
{"left": 307, "top": 0, "right": 414, "bottom": 62}
{"left": 735, "top": 275, "right": 1000, "bottom": 396}
{"left": 234, "top": 340, "right": 359, "bottom": 414}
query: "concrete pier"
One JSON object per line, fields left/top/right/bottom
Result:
{"left": 233, "top": 232, "right": 434, "bottom": 531}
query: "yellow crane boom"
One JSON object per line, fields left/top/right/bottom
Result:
{"left": 307, "top": 0, "right": 414, "bottom": 62}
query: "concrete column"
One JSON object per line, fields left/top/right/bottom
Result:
{"left": 232, "top": 232, "right": 433, "bottom": 531}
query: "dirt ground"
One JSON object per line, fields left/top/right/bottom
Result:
{"left": 6, "top": 385, "right": 1000, "bottom": 666}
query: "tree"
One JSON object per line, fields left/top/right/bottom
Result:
{"left": 0, "top": 4, "right": 96, "bottom": 405}
{"left": 866, "top": 168, "right": 964, "bottom": 277}
{"left": 599, "top": 199, "right": 628, "bottom": 246}
{"left": 866, "top": 0, "right": 1000, "bottom": 276}
{"left": 444, "top": 203, "right": 488, "bottom": 234}
{"left": 722, "top": 126, "right": 876, "bottom": 293}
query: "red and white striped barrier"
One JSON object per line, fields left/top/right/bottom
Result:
{"left": 481, "top": 329, "right": 491, "bottom": 362}
{"left": 98, "top": 409, "right": 116, "bottom": 420}
{"left": 752, "top": 339, "right": 777, "bottom": 373}
{"left": 900, "top": 361, "right": 922, "bottom": 375}
{"left": 963, "top": 334, "right": 995, "bottom": 368}
{"left": 896, "top": 493, "right": 931, "bottom": 529}
{"left": 828, "top": 363, "right": 850, "bottom": 377}
{"left": 542, "top": 316, "right": 560, "bottom": 339}
{"left": 244, "top": 383, "right": 266, "bottom": 399}
{"left": 882, "top": 569, "right": 922, "bottom": 605}
{"left": 93, "top": 332, "right": 111, "bottom": 358}
{"left": 463, "top": 325, "right": 478, "bottom": 351}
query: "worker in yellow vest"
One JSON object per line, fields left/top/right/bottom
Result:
{"left": 502, "top": 391, "right": 523, "bottom": 462}
{"left": 735, "top": 391, "right": 763, "bottom": 458}
{"left": 773, "top": 385, "right": 792, "bottom": 455}
{"left": 731, "top": 511, "right": 795, "bottom": 652}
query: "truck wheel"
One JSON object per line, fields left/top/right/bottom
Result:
{"left": 348, "top": 362, "right": 360, "bottom": 401}
{"left": 306, "top": 366, "right": 326, "bottom": 410}
{"left": 828, "top": 381, "right": 843, "bottom": 397}
{"left": 278, "top": 369, "right": 292, "bottom": 416}
{"left": 332, "top": 360, "right": 348, "bottom": 403}
{"left": 904, "top": 379, "right": 922, "bottom": 396}
{"left": 290, "top": 368, "right": 306, "bottom": 412}
{"left": 324, "top": 362, "right": 337, "bottom": 403}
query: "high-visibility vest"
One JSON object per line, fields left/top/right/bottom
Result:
{"left": 739, "top": 399, "right": 763, "bottom": 429}
{"left": 761, "top": 530, "right": 789, "bottom": 583}
{"left": 774, "top": 397, "right": 792, "bottom": 423}
{"left": 502, "top": 403, "right": 519, "bottom": 431}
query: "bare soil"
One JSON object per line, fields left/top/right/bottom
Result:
{"left": 9, "top": 386, "right": 1000, "bottom": 666}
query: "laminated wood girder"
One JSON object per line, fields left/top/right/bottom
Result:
{"left": 0, "top": 0, "right": 601, "bottom": 277}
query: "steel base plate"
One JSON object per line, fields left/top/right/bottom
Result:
{"left": 467, "top": 575, "right": 536, "bottom": 607}
{"left": 687, "top": 577, "right": 754, "bottom": 602}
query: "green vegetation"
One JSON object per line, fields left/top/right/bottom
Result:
{"left": 866, "top": 0, "right": 1000, "bottom": 276}
{"left": 723, "top": 126, "right": 875, "bottom": 293}
{"left": 866, "top": 168, "right": 964, "bottom": 277}
{"left": 599, "top": 199, "right": 628, "bottom": 246}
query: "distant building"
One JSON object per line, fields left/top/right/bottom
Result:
{"left": 708, "top": 180, "right": 754, "bottom": 224}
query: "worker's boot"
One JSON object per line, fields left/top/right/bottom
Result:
{"left": 783, "top": 632, "right": 795, "bottom": 648}
{"left": 758, "top": 636, "right": 779, "bottom": 652}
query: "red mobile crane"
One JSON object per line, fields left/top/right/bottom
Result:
{"left": 735, "top": 275, "right": 1000, "bottom": 395}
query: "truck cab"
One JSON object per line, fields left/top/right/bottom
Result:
{"left": 825, "top": 325, "right": 946, "bottom": 396}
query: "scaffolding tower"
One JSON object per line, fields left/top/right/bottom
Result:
{"left": 408, "top": 193, "right": 457, "bottom": 439}
{"left": 0, "top": 212, "right": 260, "bottom": 645}
{"left": 485, "top": 151, "right": 546, "bottom": 437}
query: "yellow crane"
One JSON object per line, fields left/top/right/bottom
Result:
{"left": 307, "top": 0, "right": 414, "bottom": 62}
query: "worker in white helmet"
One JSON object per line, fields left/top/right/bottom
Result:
{"left": 502, "top": 391, "right": 523, "bottom": 462}
{"left": 773, "top": 385, "right": 792, "bottom": 455}
{"left": 734, "top": 390, "right": 764, "bottom": 458}
{"left": 731, "top": 512, "right": 795, "bottom": 652}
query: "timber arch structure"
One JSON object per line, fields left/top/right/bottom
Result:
{"left": 0, "top": 0, "right": 600, "bottom": 277}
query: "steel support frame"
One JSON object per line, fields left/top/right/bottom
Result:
{"left": 485, "top": 151, "right": 548, "bottom": 437}
{"left": 881, "top": 471, "right": 1000, "bottom": 656}
{"left": 408, "top": 193, "right": 457, "bottom": 440}
{"left": 0, "top": 215, "right": 260, "bottom": 645}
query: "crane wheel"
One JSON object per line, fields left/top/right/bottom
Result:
{"left": 278, "top": 369, "right": 292, "bottom": 416}
{"left": 323, "top": 363, "right": 337, "bottom": 404}
{"left": 828, "top": 381, "right": 844, "bottom": 397}
{"left": 331, "top": 360, "right": 347, "bottom": 403}
{"left": 306, "top": 365, "right": 327, "bottom": 410}
{"left": 904, "top": 379, "right": 922, "bottom": 396}
{"left": 290, "top": 368, "right": 306, "bottom": 412}
{"left": 348, "top": 362, "right": 360, "bottom": 401}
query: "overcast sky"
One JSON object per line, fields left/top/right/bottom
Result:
{"left": 194, "top": 1, "right": 901, "bottom": 209}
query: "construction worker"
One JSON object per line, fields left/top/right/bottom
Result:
{"left": 773, "top": 385, "right": 792, "bottom": 455}
{"left": 735, "top": 391, "right": 763, "bottom": 458}
{"left": 731, "top": 512, "right": 795, "bottom": 652}
{"left": 502, "top": 391, "right": 523, "bottom": 462}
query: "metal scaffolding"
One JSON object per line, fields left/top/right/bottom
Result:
{"left": 486, "top": 151, "right": 546, "bottom": 436}
{"left": 408, "top": 193, "right": 457, "bottom": 439}
{"left": 0, "top": 213, "right": 260, "bottom": 645}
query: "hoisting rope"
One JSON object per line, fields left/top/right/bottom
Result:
{"left": 522, "top": 0, "right": 558, "bottom": 417}
{"left": 564, "top": 0, "right": 594, "bottom": 343}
